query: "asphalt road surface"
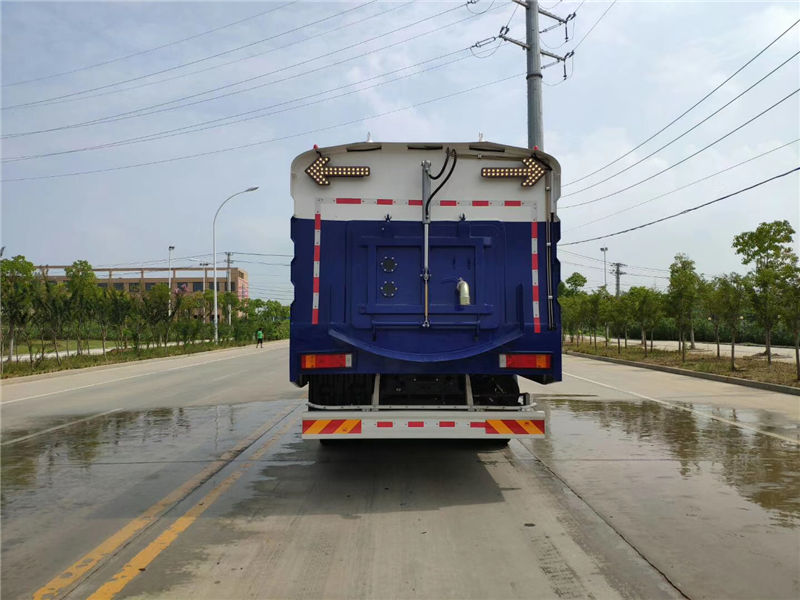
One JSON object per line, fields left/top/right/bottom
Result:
{"left": 2, "top": 341, "right": 798, "bottom": 600}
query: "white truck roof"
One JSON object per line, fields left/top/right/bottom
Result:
{"left": 290, "top": 141, "right": 560, "bottom": 222}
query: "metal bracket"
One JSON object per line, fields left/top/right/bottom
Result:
{"left": 371, "top": 374, "right": 381, "bottom": 411}
{"left": 465, "top": 374, "right": 476, "bottom": 411}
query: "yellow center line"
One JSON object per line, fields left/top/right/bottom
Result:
{"left": 32, "top": 404, "right": 299, "bottom": 600}
{"left": 87, "top": 415, "right": 300, "bottom": 600}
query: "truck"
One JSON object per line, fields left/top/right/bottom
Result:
{"left": 289, "top": 140, "right": 561, "bottom": 441}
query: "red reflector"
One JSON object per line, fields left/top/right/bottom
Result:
{"left": 439, "top": 421, "right": 455, "bottom": 428}
{"left": 336, "top": 198, "right": 361, "bottom": 204}
{"left": 407, "top": 421, "right": 424, "bottom": 428}
{"left": 376, "top": 421, "right": 393, "bottom": 428}
{"left": 470, "top": 421, "right": 486, "bottom": 429}
{"left": 502, "top": 354, "right": 551, "bottom": 369}
{"left": 439, "top": 200, "right": 457, "bottom": 206}
{"left": 408, "top": 200, "right": 423, "bottom": 206}
{"left": 376, "top": 198, "right": 393, "bottom": 205}
{"left": 504, "top": 200, "right": 522, "bottom": 207}
{"left": 301, "top": 354, "right": 352, "bottom": 369}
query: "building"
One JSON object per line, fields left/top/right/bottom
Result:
{"left": 37, "top": 265, "right": 249, "bottom": 300}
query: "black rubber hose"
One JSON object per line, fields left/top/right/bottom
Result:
{"left": 427, "top": 149, "right": 458, "bottom": 212}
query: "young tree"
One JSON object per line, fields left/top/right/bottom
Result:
{"left": 733, "top": 220, "right": 798, "bottom": 365}
{"left": 65, "top": 260, "right": 97, "bottom": 355}
{"left": 1, "top": 255, "right": 36, "bottom": 361}
{"left": 585, "top": 288, "right": 610, "bottom": 350}
{"left": 716, "top": 273, "right": 747, "bottom": 371}
{"left": 667, "top": 253, "right": 700, "bottom": 362}
{"left": 606, "top": 294, "right": 632, "bottom": 355}
{"left": 701, "top": 277, "right": 726, "bottom": 359}
{"left": 94, "top": 288, "right": 114, "bottom": 357}
{"left": 564, "top": 272, "right": 588, "bottom": 296}
{"left": 778, "top": 261, "right": 800, "bottom": 380}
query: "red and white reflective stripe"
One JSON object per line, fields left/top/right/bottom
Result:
{"left": 312, "top": 210, "right": 321, "bottom": 325}
{"left": 531, "top": 222, "right": 541, "bottom": 333}
{"left": 320, "top": 198, "right": 529, "bottom": 207}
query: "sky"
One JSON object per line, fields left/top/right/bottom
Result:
{"left": 1, "top": 0, "right": 798, "bottom": 301}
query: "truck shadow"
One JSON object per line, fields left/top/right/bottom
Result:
{"left": 234, "top": 436, "right": 513, "bottom": 517}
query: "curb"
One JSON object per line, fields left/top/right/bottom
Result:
{"left": 564, "top": 351, "right": 800, "bottom": 397}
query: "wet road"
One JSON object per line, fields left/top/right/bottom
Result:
{"left": 1, "top": 346, "right": 798, "bottom": 599}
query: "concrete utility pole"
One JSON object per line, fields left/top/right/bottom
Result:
{"left": 600, "top": 247, "right": 608, "bottom": 288}
{"left": 526, "top": 0, "right": 544, "bottom": 149}
{"left": 167, "top": 245, "right": 175, "bottom": 314}
{"left": 499, "top": 0, "right": 574, "bottom": 150}
{"left": 200, "top": 262, "right": 209, "bottom": 321}
{"left": 611, "top": 262, "right": 627, "bottom": 297}
{"left": 226, "top": 252, "right": 233, "bottom": 326}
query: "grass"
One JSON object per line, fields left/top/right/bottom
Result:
{"left": 564, "top": 340, "right": 800, "bottom": 389}
{"left": 1, "top": 340, "right": 256, "bottom": 379}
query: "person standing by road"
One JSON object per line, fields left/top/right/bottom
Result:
{"left": 256, "top": 328, "right": 264, "bottom": 348}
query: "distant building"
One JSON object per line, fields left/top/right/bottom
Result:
{"left": 37, "top": 265, "right": 249, "bottom": 301}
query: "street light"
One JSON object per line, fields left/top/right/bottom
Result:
{"left": 213, "top": 186, "right": 259, "bottom": 343}
{"left": 600, "top": 247, "right": 608, "bottom": 288}
{"left": 168, "top": 245, "right": 175, "bottom": 314}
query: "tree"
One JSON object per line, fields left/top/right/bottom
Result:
{"left": 716, "top": 273, "right": 747, "bottom": 371}
{"left": 585, "top": 288, "right": 610, "bottom": 350}
{"left": 733, "top": 220, "right": 798, "bottom": 365}
{"left": 34, "top": 275, "right": 70, "bottom": 365}
{"left": 606, "top": 294, "right": 632, "bottom": 355}
{"left": 701, "top": 277, "right": 726, "bottom": 359}
{"left": 65, "top": 260, "right": 97, "bottom": 355}
{"left": 668, "top": 253, "right": 700, "bottom": 362}
{"left": 563, "top": 272, "right": 588, "bottom": 297}
{"left": 778, "top": 261, "right": 800, "bottom": 380}
{"left": 94, "top": 288, "right": 114, "bottom": 357}
{"left": 627, "top": 287, "right": 662, "bottom": 357}
{"left": 1, "top": 255, "right": 36, "bottom": 362}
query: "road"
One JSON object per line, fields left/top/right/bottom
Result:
{"left": 1, "top": 342, "right": 798, "bottom": 600}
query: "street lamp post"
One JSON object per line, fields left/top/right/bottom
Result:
{"left": 213, "top": 186, "right": 258, "bottom": 343}
{"left": 168, "top": 245, "right": 175, "bottom": 314}
{"left": 600, "top": 247, "right": 608, "bottom": 289}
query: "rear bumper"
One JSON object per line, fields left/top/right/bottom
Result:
{"left": 301, "top": 409, "right": 547, "bottom": 439}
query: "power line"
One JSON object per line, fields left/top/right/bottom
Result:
{"left": 571, "top": 0, "right": 616, "bottom": 51}
{"left": 4, "top": 49, "right": 475, "bottom": 162}
{"left": 1, "top": 2, "right": 297, "bottom": 87}
{"left": 228, "top": 252, "right": 292, "bottom": 258}
{"left": 563, "top": 166, "right": 800, "bottom": 246}
{"left": 568, "top": 137, "right": 800, "bottom": 230}
{"left": 2, "top": 1, "right": 379, "bottom": 109}
{"left": 11, "top": 1, "right": 414, "bottom": 111}
{"left": 561, "top": 50, "right": 799, "bottom": 198}
{"left": 3, "top": 71, "right": 521, "bottom": 182}
{"left": 560, "top": 87, "right": 799, "bottom": 209}
{"left": 563, "top": 18, "right": 800, "bottom": 187}
{"left": 3, "top": 4, "right": 497, "bottom": 139}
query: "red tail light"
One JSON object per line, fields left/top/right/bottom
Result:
{"left": 301, "top": 353, "right": 353, "bottom": 369}
{"left": 499, "top": 353, "right": 551, "bottom": 369}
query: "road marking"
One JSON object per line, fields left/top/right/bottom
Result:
{"left": 86, "top": 416, "right": 299, "bottom": 600}
{"left": 1, "top": 408, "right": 124, "bottom": 446}
{"left": 31, "top": 404, "right": 299, "bottom": 600}
{"left": 1, "top": 347, "right": 280, "bottom": 406}
{"left": 563, "top": 371, "right": 799, "bottom": 445}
